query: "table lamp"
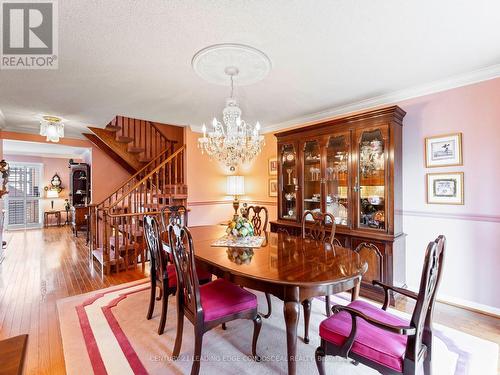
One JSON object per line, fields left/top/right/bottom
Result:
{"left": 226, "top": 175, "right": 245, "bottom": 218}
{"left": 47, "top": 189, "right": 59, "bottom": 210}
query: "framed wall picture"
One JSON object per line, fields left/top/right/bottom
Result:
{"left": 268, "top": 157, "right": 278, "bottom": 175}
{"left": 268, "top": 178, "right": 278, "bottom": 197}
{"left": 426, "top": 172, "right": 464, "bottom": 205}
{"left": 425, "top": 133, "right": 462, "bottom": 167}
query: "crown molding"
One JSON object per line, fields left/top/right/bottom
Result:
{"left": 263, "top": 63, "right": 500, "bottom": 133}
{"left": 188, "top": 63, "right": 500, "bottom": 134}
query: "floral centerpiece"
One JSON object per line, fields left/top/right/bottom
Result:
{"left": 226, "top": 215, "right": 255, "bottom": 238}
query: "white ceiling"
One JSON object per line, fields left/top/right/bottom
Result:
{"left": 3, "top": 140, "right": 90, "bottom": 159}
{"left": 0, "top": 0, "right": 499, "bottom": 138}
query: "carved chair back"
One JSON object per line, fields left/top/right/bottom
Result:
{"left": 160, "top": 205, "right": 188, "bottom": 232}
{"left": 406, "top": 235, "right": 446, "bottom": 362}
{"left": 168, "top": 224, "right": 202, "bottom": 322}
{"left": 302, "top": 210, "right": 336, "bottom": 244}
{"left": 246, "top": 205, "right": 268, "bottom": 235}
{"left": 352, "top": 242, "right": 382, "bottom": 283}
{"left": 144, "top": 215, "right": 168, "bottom": 282}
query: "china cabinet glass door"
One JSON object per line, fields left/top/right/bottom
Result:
{"left": 303, "top": 140, "right": 321, "bottom": 221}
{"left": 280, "top": 143, "right": 298, "bottom": 220}
{"left": 325, "top": 135, "right": 350, "bottom": 226}
{"left": 356, "top": 128, "right": 387, "bottom": 230}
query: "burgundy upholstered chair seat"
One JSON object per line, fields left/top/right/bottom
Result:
{"left": 319, "top": 300, "right": 408, "bottom": 372}
{"left": 200, "top": 279, "right": 258, "bottom": 322}
{"left": 166, "top": 264, "right": 177, "bottom": 286}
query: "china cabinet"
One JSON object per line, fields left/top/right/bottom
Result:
{"left": 271, "top": 106, "right": 406, "bottom": 302}
{"left": 69, "top": 162, "right": 90, "bottom": 237}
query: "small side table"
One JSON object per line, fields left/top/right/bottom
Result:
{"left": 44, "top": 211, "right": 61, "bottom": 227}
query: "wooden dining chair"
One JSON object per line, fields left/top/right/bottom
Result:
{"left": 168, "top": 223, "right": 263, "bottom": 375}
{"left": 246, "top": 205, "right": 268, "bottom": 235}
{"left": 160, "top": 205, "right": 188, "bottom": 232}
{"left": 315, "top": 235, "right": 446, "bottom": 375}
{"left": 302, "top": 210, "right": 340, "bottom": 245}
{"left": 144, "top": 215, "right": 177, "bottom": 335}
{"left": 242, "top": 205, "right": 274, "bottom": 319}
{"left": 300, "top": 210, "right": 344, "bottom": 343}
{"left": 144, "top": 214, "right": 211, "bottom": 335}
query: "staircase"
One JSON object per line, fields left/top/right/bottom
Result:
{"left": 84, "top": 116, "right": 177, "bottom": 174}
{"left": 87, "top": 116, "right": 187, "bottom": 275}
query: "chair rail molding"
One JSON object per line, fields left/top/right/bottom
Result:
{"left": 399, "top": 209, "right": 500, "bottom": 224}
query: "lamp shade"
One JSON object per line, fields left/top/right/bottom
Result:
{"left": 46, "top": 189, "right": 59, "bottom": 198}
{"left": 226, "top": 175, "right": 245, "bottom": 196}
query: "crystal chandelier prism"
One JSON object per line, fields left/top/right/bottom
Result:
{"left": 198, "top": 67, "right": 265, "bottom": 171}
{"left": 40, "top": 115, "right": 64, "bottom": 142}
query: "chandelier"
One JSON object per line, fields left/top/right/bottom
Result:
{"left": 198, "top": 67, "right": 265, "bottom": 171}
{"left": 40, "top": 115, "right": 64, "bottom": 142}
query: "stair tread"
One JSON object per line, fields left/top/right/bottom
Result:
{"left": 116, "top": 136, "right": 134, "bottom": 143}
{"left": 138, "top": 157, "right": 152, "bottom": 163}
{"left": 128, "top": 146, "right": 145, "bottom": 153}
{"left": 92, "top": 248, "right": 124, "bottom": 265}
{"left": 105, "top": 125, "right": 122, "bottom": 132}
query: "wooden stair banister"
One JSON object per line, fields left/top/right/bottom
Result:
{"left": 90, "top": 145, "right": 186, "bottom": 275}
{"left": 94, "top": 146, "right": 174, "bottom": 211}
{"left": 107, "top": 146, "right": 185, "bottom": 213}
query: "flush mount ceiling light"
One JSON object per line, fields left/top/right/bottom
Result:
{"left": 40, "top": 115, "right": 64, "bottom": 142}
{"left": 194, "top": 44, "right": 271, "bottom": 171}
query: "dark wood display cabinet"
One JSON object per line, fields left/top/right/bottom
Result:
{"left": 69, "top": 162, "right": 91, "bottom": 237}
{"left": 270, "top": 106, "right": 406, "bottom": 303}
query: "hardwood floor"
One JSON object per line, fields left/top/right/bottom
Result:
{"left": 0, "top": 226, "right": 498, "bottom": 374}
{"left": 0, "top": 226, "right": 148, "bottom": 375}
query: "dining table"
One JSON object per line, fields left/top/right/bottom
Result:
{"left": 187, "top": 225, "right": 368, "bottom": 375}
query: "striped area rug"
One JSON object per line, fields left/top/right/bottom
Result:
{"left": 57, "top": 280, "right": 498, "bottom": 374}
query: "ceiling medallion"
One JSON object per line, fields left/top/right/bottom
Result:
{"left": 192, "top": 43, "right": 271, "bottom": 86}
{"left": 40, "top": 115, "right": 64, "bottom": 143}
{"left": 194, "top": 44, "right": 270, "bottom": 171}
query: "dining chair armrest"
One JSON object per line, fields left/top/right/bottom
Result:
{"left": 372, "top": 280, "right": 418, "bottom": 310}
{"left": 331, "top": 304, "right": 416, "bottom": 336}
{"left": 329, "top": 304, "right": 415, "bottom": 359}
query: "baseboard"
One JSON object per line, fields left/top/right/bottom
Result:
{"left": 436, "top": 294, "right": 500, "bottom": 318}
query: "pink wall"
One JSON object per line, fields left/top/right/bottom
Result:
{"left": 0, "top": 131, "right": 131, "bottom": 203}
{"left": 396, "top": 78, "right": 500, "bottom": 312}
